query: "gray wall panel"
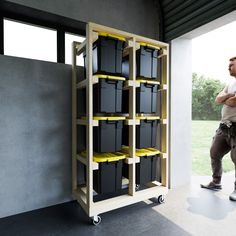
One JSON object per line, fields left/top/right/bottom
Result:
{"left": 0, "top": 55, "right": 73, "bottom": 218}
{"left": 6, "top": 0, "right": 159, "bottom": 39}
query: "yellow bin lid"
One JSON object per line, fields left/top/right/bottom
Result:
{"left": 93, "top": 116, "right": 126, "bottom": 121}
{"left": 137, "top": 79, "right": 160, "bottom": 85}
{"left": 136, "top": 116, "right": 160, "bottom": 120}
{"left": 136, "top": 148, "right": 160, "bottom": 157}
{"left": 98, "top": 32, "right": 126, "bottom": 42}
{"left": 81, "top": 116, "right": 126, "bottom": 121}
{"left": 139, "top": 42, "right": 160, "bottom": 50}
{"left": 121, "top": 146, "right": 160, "bottom": 157}
{"left": 95, "top": 74, "right": 126, "bottom": 81}
{"left": 81, "top": 151, "right": 126, "bottom": 163}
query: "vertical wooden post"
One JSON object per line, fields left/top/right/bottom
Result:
{"left": 161, "top": 47, "right": 169, "bottom": 188}
{"left": 128, "top": 38, "right": 136, "bottom": 195}
{"left": 86, "top": 23, "right": 94, "bottom": 212}
{"left": 72, "top": 42, "right": 77, "bottom": 195}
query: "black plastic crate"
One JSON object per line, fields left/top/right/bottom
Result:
{"left": 122, "top": 148, "right": 160, "bottom": 185}
{"left": 94, "top": 160, "right": 123, "bottom": 194}
{"left": 77, "top": 76, "right": 125, "bottom": 116}
{"left": 137, "top": 118, "right": 159, "bottom": 148}
{"left": 123, "top": 117, "right": 159, "bottom": 148}
{"left": 93, "top": 77, "right": 124, "bottom": 114}
{"left": 122, "top": 45, "right": 158, "bottom": 80}
{"left": 84, "top": 33, "right": 125, "bottom": 76}
{"left": 77, "top": 117, "right": 125, "bottom": 153}
{"left": 94, "top": 118, "right": 124, "bottom": 152}
{"left": 80, "top": 151, "right": 126, "bottom": 194}
{"left": 123, "top": 80, "right": 159, "bottom": 114}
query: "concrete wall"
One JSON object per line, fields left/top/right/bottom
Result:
{"left": 170, "top": 38, "right": 192, "bottom": 187}
{"left": 0, "top": 55, "right": 73, "bottom": 218}
{"left": 6, "top": 0, "right": 159, "bottom": 39}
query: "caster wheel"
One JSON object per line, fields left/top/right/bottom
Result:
{"left": 157, "top": 195, "right": 165, "bottom": 204}
{"left": 92, "top": 215, "right": 101, "bottom": 226}
{"left": 135, "top": 184, "right": 140, "bottom": 191}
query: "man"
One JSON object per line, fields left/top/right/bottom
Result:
{"left": 201, "top": 57, "right": 236, "bottom": 201}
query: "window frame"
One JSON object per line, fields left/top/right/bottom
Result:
{"left": 0, "top": 2, "right": 86, "bottom": 63}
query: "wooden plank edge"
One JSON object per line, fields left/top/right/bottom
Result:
{"left": 89, "top": 186, "right": 168, "bottom": 217}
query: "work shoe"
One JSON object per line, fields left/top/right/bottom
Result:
{"left": 200, "top": 181, "right": 222, "bottom": 191}
{"left": 229, "top": 190, "right": 236, "bottom": 201}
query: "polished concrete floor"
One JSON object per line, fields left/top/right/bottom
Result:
{"left": 1, "top": 172, "right": 236, "bottom": 236}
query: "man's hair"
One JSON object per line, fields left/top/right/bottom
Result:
{"left": 230, "top": 57, "right": 236, "bottom": 61}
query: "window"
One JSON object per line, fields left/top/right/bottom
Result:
{"left": 65, "top": 32, "right": 85, "bottom": 66}
{"left": 4, "top": 19, "right": 57, "bottom": 62}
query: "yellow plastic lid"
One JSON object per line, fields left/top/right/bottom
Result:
{"left": 81, "top": 151, "right": 126, "bottom": 162}
{"left": 98, "top": 32, "right": 126, "bottom": 41}
{"left": 137, "top": 79, "right": 160, "bottom": 85}
{"left": 93, "top": 116, "right": 126, "bottom": 121}
{"left": 95, "top": 74, "right": 126, "bottom": 81}
{"left": 139, "top": 42, "right": 160, "bottom": 50}
{"left": 121, "top": 146, "right": 160, "bottom": 157}
{"left": 136, "top": 148, "right": 160, "bottom": 157}
{"left": 136, "top": 116, "right": 160, "bottom": 120}
{"left": 81, "top": 116, "right": 126, "bottom": 121}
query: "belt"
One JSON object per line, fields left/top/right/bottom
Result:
{"left": 220, "top": 122, "right": 236, "bottom": 128}
{"left": 220, "top": 122, "right": 236, "bottom": 137}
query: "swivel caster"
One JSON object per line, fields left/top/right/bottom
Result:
{"left": 157, "top": 195, "right": 165, "bottom": 204}
{"left": 92, "top": 215, "right": 101, "bottom": 226}
{"left": 135, "top": 184, "right": 140, "bottom": 191}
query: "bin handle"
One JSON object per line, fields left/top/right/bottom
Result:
{"left": 107, "top": 120, "right": 117, "bottom": 124}
{"left": 145, "top": 83, "right": 155, "bottom": 88}
{"left": 106, "top": 79, "right": 118, "bottom": 84}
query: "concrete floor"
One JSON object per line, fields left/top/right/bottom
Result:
{"left": 1, "top": 172, "right": 236, "bottom": 236}
{"left": 156, "top": 172, "right": 236, "bottom": 236}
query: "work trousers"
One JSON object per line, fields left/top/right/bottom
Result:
{"left": 210, "top": 123, "right": 236, "bottom": 189}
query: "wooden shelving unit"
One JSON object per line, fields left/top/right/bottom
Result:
{"left": 72, "top": 22, "right": 169, "bottom": 225}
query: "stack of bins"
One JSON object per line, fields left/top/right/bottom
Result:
{"left": 77, "top": 32, "right": 127, "bottom": 195}
{"left": 122, "top": 42, "right": 161, "bottom": 186}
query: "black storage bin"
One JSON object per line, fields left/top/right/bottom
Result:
{"left": 78, "top": 117, "right": 125, "bottom": 153}
{"left": 94, "top": 118, "right": 124, "bottom": 152}
{"left": 122, "top": 45, "right": 158, "bottom": 80}
{"left": 94, "top": 77, "right": 124, "bottom": 114}
{"left": 80, "top": 151, "right": 126, "bottom": 194}
{"left": 123, "top": 117, "right": 159, "bottom": 148}
{"left": 84, "top": 33, "right": 125, "bottom": 76}
{"left": 122, "top": 148, "right": 160, "bottom": 185}
{"left": 136, "top": 155, "right": 157, "bottom": 184}
{"left": 94, "top": 160, "right": 123, "bottom": 194}
{"left": 123, "top": 80, "right": 159, "bottom": 114}
{"left": 77, "top": 76, "right": 125, "bottom": 115}
{"left": 137, "top": 118, "right": 158, "bottom": 148}
{"left": 137, "top": 82, "right": 159, "bottom": 114}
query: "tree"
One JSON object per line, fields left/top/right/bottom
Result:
{"left": 192, "top": 73, "right": 225, "bottom": 120}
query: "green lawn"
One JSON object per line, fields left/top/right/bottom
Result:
{"left": 192, "top": 120, "right": 234, "bottom": 175}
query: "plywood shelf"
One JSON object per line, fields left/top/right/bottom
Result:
{"left": 77, "top": 119, "right": 99, "bottom": 126}
{"left": 125, "top": 119, "right": 140, "bottom": 125}
{"left": 76, "top": 154, "right": 99, "bottom": 170}
{"left": 124, "top": 157, "right": 140, "bottom": 164}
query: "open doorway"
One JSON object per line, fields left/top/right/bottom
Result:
{"left": 191, "top": 21, "right": 236, "bottom": 177}
{"left": 170, "top": 11, "right": 236, "bottom": 188}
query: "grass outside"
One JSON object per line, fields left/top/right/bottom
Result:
{"left": 192, "top": 120, "right": 234, "bottom": 176}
